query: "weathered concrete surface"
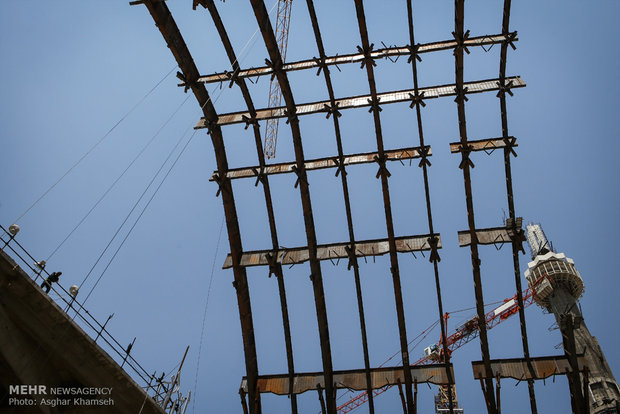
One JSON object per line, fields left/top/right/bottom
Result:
{"left": 0, "top": 249, "right": 165, "bottom": 414}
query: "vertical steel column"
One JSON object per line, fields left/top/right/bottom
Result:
{"left": 560, "top": 314, "right": 587, "bottom": 414}
{"left": 239, "top": 388, "right": 249, "bottom": 414}
{"left": 248, "top": 1, "right": 336, "bottom": 412}
{"left": 303, "top": 1, "right": 375, "bottom": 411}
{"left": 413, "top": 380, "right": 418, "bottom": 414}
{"left": 453, "top": 1, "right": 496, "bottom": 412}
{"left": 404, "top": 0, "right": 455, "bottom": 412}
{"left": 137, "top": 2, "right": 260, "bottom": 412}
{"left": 318, "top": 384, "right": 327, "bottom": 414}
{"left": 496, "top": 375, "right": 502, "bottom": 414}
{"left": 199, "top": 1, "right": 298, "bottom": 411}
{"left": 398, "top": 380, "right": 408, "bottom": 414}
{"left": 497, "top": 1, "right": 538, "bottom": 413}
{"left": 352, "top": 0, "right": 415, "bottom": 411}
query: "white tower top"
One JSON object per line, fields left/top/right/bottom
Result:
{"left": 526, "top": 223, "right": 552, "bottom": 259}
{"left": 524, "top": 223, "right": 584, "bottom": 308}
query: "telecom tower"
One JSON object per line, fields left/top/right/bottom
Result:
{"left": 524, "top": 223, "right": 619, "bottom": 413}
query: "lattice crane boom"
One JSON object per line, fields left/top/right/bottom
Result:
{"left": 264, "top": 0, "right": 293, "bottom": 159}
{"left": 335, "top": 275, "right": 547, "bottom": 413}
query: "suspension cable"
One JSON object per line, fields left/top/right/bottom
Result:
{"left": 191, "top": 216, "right": 225, "bottom": 414}
{"left": 46, "top": 93, "right": 191, "bottom": 262}
{"left": 12, "top": 64, "right": 178, "bottom": 225}
{"left": 80, "top": 128, "right": 197, "bottom": 307}
{"left": 72, "top": 94, "right": 191, "bottom": 292}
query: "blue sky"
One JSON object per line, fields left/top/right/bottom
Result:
{"left": 1, "top": 1, "right": 619, "bottom": 413}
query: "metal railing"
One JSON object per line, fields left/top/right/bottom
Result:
{"left": 0, "top": 223, "right": 167, "bottom": 400}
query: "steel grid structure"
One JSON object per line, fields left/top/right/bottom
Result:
{"left": 132, "top": 1, "right": 581, "bottom": 413}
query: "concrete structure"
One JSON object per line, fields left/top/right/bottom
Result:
{"left": 525, "top": 224, "right": 619, "bottom": 413}
{"left": 0, "top": 249, "right": 165, "bottom": 414}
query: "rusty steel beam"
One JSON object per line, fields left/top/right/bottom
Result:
{"left": 497, "top": 1, "right": 538, "bottom": 413}
{"left": 449, "top": 137, "right": 517, "bottom": 154}
{"left": 405, "top": 0, "right": 455, "bottom": 412}
{"left": 472, "top": 355, "right": 587, "bottom": 380}
{"left": 452, "top": 0, "right": 497, "bottom": 412}
{"left": 223, "top": 234, "right": 441, "bottom": 269}
{"left": 240, "top": 364, "right": 455, "bottom": 395}
{"left": 352, "top": 0, "right": 415, "bottom": 411}
{"left": 304, "top": 1, "right": 376, "bottom": 410}
{"left": 191, "top": 33, "right": 515, "bottom": 85}
{"left": 248, "top": 1, "right": 336, "bottom": 412}
{"left": 210, "top": 146, "right": 430, "bottom": 181}
{"left": 457, "top": 226, "right": 519, "bottom": 247}
{"left": 196, "top": 1, "right": 298, "bottom": 411}
{"left": 196, "top": 77, "right": 525, "bottom": 127}
{"left": 133, "top": 1, "right": 261, "bottom": 412}
{"left": 129, "top": 0, "right": 167, "bottom": 5}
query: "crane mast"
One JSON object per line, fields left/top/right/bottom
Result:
{"left": 264, "top": 0, "right": 293, "bottom": 159}
{"left": 435, "top": 384, "right": 462, "bottom": 414}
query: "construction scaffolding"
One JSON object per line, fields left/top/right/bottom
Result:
{"left": 132, "top": 1, "right": 589, "bottom": 413}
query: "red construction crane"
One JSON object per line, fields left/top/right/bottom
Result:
{"left": 336, "top": 274, "right": 548, "bottom": 413}
{"left": 264, "top": 0, "right": 293, "bottom": 159}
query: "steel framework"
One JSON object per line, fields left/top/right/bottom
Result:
{"left": 132, "top": 1, "right": 583, "bottom": 413}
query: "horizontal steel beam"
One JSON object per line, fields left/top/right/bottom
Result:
{"left": 449, "top": 137, "right": 517, "bottom": 154}
{"left": 472, "top": 355, "right": 587, "bottom": 380}
{"left": 197, "top": 77, "right": 525, "bottom": 127}
{"left": 223, "top": 234, "right": 441, "bottom": 269}
{"left": 129, "top": 0, "right": 167, "bottom": 5}
{"left": 211, "top": 146, "right": 431, "bottom": 181}
{"left": 191, "top": 33, "right": 516, "bottom": 85}
{"left": 457, "top": 226, "right": 517, "bottom": 247}
{"left": 240, "top": 364, "right": 455, "bottom": 395}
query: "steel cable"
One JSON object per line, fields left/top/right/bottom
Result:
{"left": 73, "top": 94, "right": 192, "bottom": 293}
{"left": 12, "top": 65, "right": 178, "bottom": 224}
{"left": 191, "top": 216, "right": 225, "bottom": 414}
{"left": 46, "top": 93, "right": 191, "bottom": 262}
{"left": 80, "top": 128, "right": 197, "bottom": 307}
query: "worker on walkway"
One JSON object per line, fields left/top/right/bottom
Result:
{"left": 41, "top": 271, "right": 62, "bottom": 293}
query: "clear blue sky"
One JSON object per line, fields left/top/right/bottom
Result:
{"left": 1, "top": 1, "right": 618, "bottom": 413}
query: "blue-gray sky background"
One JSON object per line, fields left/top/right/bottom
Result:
{"left": 1, "top": 1, "right": 618, "bottom": 413}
